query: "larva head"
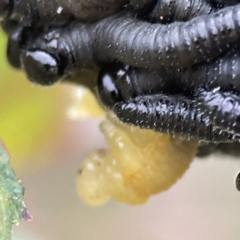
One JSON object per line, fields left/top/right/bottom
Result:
{"left": 21, "top": 49, "right": 67, "bottom": 86}
{"left": 0, "top": 0, "right": 11, "bottom": 20}
{"left": 97, "top": 63, "right": 130, "bottom": 108}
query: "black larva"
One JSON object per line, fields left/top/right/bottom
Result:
{"left": 130, "top": 0, "right": 153, "bottom": 10}
{"left": 97, "top": 48, "right": 240, "bottom": 107}
{"left": 197, "top": 89, "right": 240, "bottom": 135}
{"left": 95, "top": 5, "right": 240, "bottom": 70}
{"left": 0, "top": 0, "right": 125, "bottom": 27}
{"left": 96, "top": 51, "right": 240, "bottom": 142}
{"left": 197, "top": 142, "right": 240, "bottom": 158}
{"left": 209, "top": 0, "right": 240, "bottom": 5}
{"left": 112, "top": 94, "right": 240, "bottom": 142}
{"left": 18, "top": 5, "right": 240, "bottom": 85}
{"left": 236, "top": 171, "right": 240, "bottom": 191}
{"left": 147, "top": 0, "right": 214, "bottom": 23}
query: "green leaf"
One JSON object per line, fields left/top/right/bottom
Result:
{"left": 0, "top": 141, "right": 31, "bottom": 240}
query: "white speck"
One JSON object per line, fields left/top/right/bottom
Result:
{"left": 213, "top": 86, "right": 220, "bottom": 93}
{"left": 86, "top": 162, "right": 95, "bottom": 170}
{"left": 118, "top": 141, "right": 124, "bottom": 148}
{"left": 57, "top": 6, "right": 63, "bottom": 14}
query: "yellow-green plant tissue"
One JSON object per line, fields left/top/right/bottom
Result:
{"left": 0, "top": 141, "right": 31, "bottom": 240}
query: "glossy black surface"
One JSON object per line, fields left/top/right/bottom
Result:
{"left": 21, "top": 50, "right": 64, "bottom": 85}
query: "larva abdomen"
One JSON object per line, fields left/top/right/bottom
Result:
{"left": 181, "top": 48, "right": 240, "bottom": 92}
{"left": 0, "top": 0, "right": 125, "bottom": 27}
{"left": 148, "top": 0, "right": 214, "bottom": 23}
{"left": 197, "top": 88, "right": 240, "bottom": 135}
{"left": 112, "top": 94, "right": 239, "bottom": 142}
{"left": 96, "top": 5, "right": 240, "bottom": 70}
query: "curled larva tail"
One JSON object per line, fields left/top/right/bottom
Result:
{"left": 112, "top": 94, "right": 239, "bottom": 142}
{"left": 77, "top": 113, "right": 198, "bottom": 205}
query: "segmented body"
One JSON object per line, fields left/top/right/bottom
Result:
{"left": 98, "top": 48, "right": 240, "bottom": 100}
{"left": 3, "top": 0, "right": 240, "bottom": 148}
{"left": 0, "top": 0, "right": 125, "bottom": 26}
{"left": 97, "top": 48, "right": 240, "bottom": 141}
{"left": 18, "top": 4, "right": 240, "bottom": 85}
{"left": 148, "top": 0, "right": 214, "bottom": 22}
{"left": 112, "top": 94, "right": 239, "bottom": 142}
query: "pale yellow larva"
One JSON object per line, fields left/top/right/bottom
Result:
{"left": 77, "top": 113, "right": 198, "bottom": 206}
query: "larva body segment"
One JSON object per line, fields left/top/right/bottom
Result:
{"left": 95, "top": 5, "right": 240, "bottom": 70}
{"left": 130, "top": 0, "right": 154, "bottom": 10}
{"left": 209, "top": 0, "right": 240, "bottom": 5}
{"left": 148, "top": 0, "right": 214, "bottom": 23}
{"left": 115, "top": 48, "right": 240, "bottom": 95}
{"left": 112, "top": 94, "right": 239, "bottom": 142}
{"left": 1, "top": 0, "right": 71, "bottom": 26}
{"left": 19, "top": 5, "right": 240, "bottom": 85}
{"left": 180, "top": 48, "right": 240, "bottom": 92}
{"left": 0, "top": 0, "right": 125, "bottom": 26}
{"left": 197, "top": 88, "right": 240, "bottom": 135}
{"left": 56, "top": 0, "right": 125, "bottom": 22}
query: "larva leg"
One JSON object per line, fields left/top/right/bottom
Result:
{"left": 112, "top": 94, "right": 239, "bottom": 142}
{"left": 197, "top": 88, "right": 240, "bottom": 135}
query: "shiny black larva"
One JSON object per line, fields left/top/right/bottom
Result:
{"left": 112, "top": 94, "right": 239, "bottom": 142}
{"left": 96, "top": 49, "right": 240, "bottom": 142}
{"left": 0, "top": 0, "right": 125, "bottom": 26}
{"left": 16, "top": 5, "right": 240, "bottom": 86}
{"left": 148, "top": 0, "right": 214, "bottom": 23}
{"left": 197, "top": 89, "right": 240, "bottom": 135}
{"left": 97, "top": 48, "right": 240, "bottom": 104}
